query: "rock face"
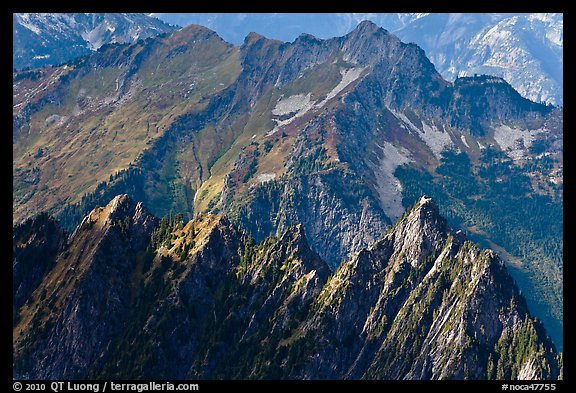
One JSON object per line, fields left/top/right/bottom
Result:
{"left": 13, "top": 13, "right": 175, "bottom": 70}
{"left": 13, "top": 213, "right": 67, "bottom": 320}
{"left": 12, "top": 195, "right": 561, "bottom": 380}
{"left": 13, "top": 195, "right": 158, "bottom": 379}
{"left": 229, "top": 169, "right": 389, "bottom": 270}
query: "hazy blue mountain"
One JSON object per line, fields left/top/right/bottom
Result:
{"left": 395, "top": 13, "right": 563, "bottom": 105}
{"left": 13, "top": 13, "right": 175, "bottom": 71}
{"left": 151, "top": 13, "right": 425, "bottom": 44}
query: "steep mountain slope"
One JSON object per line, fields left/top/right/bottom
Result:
{"left": 152, "top": 13, "right": 563, "bottom": 105}
{"left": 13, "top": 24, "right": 240, "bottom": 225}
{"left": 13, "top": 21, "right": 562, "bottom": 349}
{"left": 278, "top": 197, "right": 560, "bottom": 379}
{"left": 13, "top": 195, "right": 158, "bottom": 379}
{"left": 13, "top": 195, "right": 561, "bottom": 379}
{"left": 13, "top": 13, "right": 175, "bottom": 71}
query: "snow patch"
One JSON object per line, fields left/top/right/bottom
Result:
{"left": 45, "top": 114, "right": 67, "bottom": 126}
{"left": 392, "top": 110, "right": 453, "bottom": 159}
{"left": 493, "top": 125, "right": 545, "bottom": 160}
{"left": 32, "top": 54, "right": 50, "bottom": 60}
{"left": 317, "top": 66, "right": 367, "bottom": 107}
{"left": 267, "top": 67, "right": 366, "bottom": 137}
{"left": 18, "top": 14, "right": 41, "bottom": 34}
{"left": 256, "top": 173, "right": 276, "bottom": 183}
{"left": 460, "top": 135, "right": 470, "bottom": 148}
{"left": 392, "top": 111, "right": 420, "bottom": 134}
{"left": 81, "top": 23, "right": 110, "bottom": 50}
{"left": 368, "top": 141, "right": 413, "bottom": 221}
{"left": 267, "top": 93, "right": 314, "bottom": 137}
{"left": 272, "top": 93, "right": 312, "bottom": 116}
{"left": 419, "top": 122, "right": 454, "bottom": 158}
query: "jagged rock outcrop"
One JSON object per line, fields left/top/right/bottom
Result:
{"left": 279, "top": 197, "right": 560, "bottom": 380}
{"left": 13, "top": 195, "right": 158, "bottom": 379}
{"left": 100, "top": 215, "right": 331, "bottom": 379}
{"left": 13, "top": 195, "right": 561, "bottom": 380}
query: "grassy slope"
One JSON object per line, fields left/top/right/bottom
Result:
{"left": 13, "top": 26, "right": 240, "bottom": 225}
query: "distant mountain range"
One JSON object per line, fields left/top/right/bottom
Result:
{"left": 149, "top": 13, "right": 426, "bottom": 43}
{"left": 151, "top": 13, "right": 563, "bottom": 106}
{"left": 13, "top": 13, "right": 175, "bottom": 71}
{"left": 14, "top": 13, "right": 563, "bottom": 105}
{"left": 394, "top": 13, "right": 563, "bottom": 106}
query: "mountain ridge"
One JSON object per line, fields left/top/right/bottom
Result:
{"left": 13, "top": 194, "right": 561, "bottom": 379}
{"left": 151, "top": 13, "right": 562, "bottom": 105}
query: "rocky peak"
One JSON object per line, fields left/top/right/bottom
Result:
{"left": 70, "top": 194, "right": 157, "bottom": 247}
{"left": 277, "top": 224, "right": 330, "bottom": 275}
{"left": 202, "top": 215, "right": 242, "bottom": 257}
{"left": 253, "top": 224, "right": 331, "bottom": 284}
{"left": 337, "top": 24, "right": 449, "bottom": 114}
{"left": 13, "top": 195, "right": 160, "bottom": 379}
{"left": 244, "top": 31, "right": 267, "bottom": 46}
{"left": 240, "top": 30, "right": 283, "bottom": 59}
{"left": 294, "top": 32, "right": 322, "bottom": 44}
{"left": 107, "top": 193, "right": 133, "bottom": 218}
{"left": 352, "top": 20, "right": 382, "bottom": 35}
{"left": 168, "top": 23, "right": 225, "bottom": 46}
{"left": 238, "top": 20, "right": 400, "bottom": 93}
{"left": 412, "top": 196, "right": 445, "bottom": 227}
{"left": 413, "top": 194, "right": 435, "bottom": 211}
{"left": 278, "top": 223, "right": 307, "bottom": 252}
{"left": 342, "top": 20, "right": 391, "bottom": 47}
{"left": 339, "top": 19, "right": 401, "bottom": 66}
{"left": 387, "top": 196, "right": 448, "bottom": 267}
